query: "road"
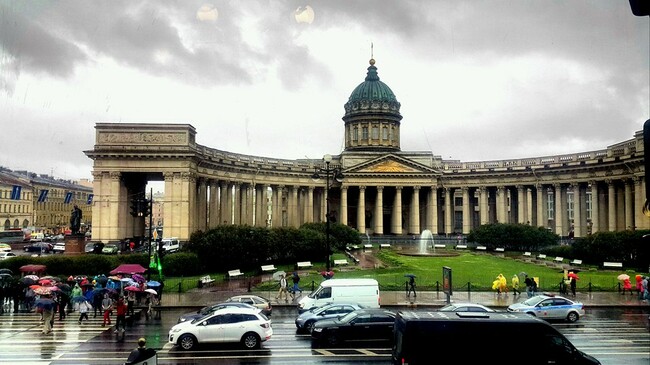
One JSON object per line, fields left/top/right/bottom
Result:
{"left": 0, "top": 306, "right": 648, "bottom": 364}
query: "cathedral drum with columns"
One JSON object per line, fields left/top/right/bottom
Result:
{"left": 85, "top": 58, "right": 647, "bottom": 244}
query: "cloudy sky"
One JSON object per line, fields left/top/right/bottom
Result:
{"left": 1, "top": 1, "right": 648, "bottom": 183}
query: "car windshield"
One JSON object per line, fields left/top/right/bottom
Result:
{"left": 522, "top": 296, "right": 547, "bottom": 306}
{"left": 338, "top": 311, "right": 359, "bottom": 323}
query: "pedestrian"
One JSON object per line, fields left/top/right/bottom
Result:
{"left": 635, "top": 275, "right": 644, "bottom": 300}
{"left": 92, "top": 290, "right": 103, "bottom": 318}
{"left": 642, "top": 276, "right": 649, "bottom": 301}
{"left": 275, "top": 274, "right": 289, "bottom": 302}
{"left": 511, "top": 274, "right": 520, "bottom": 296}
{"left": 101, "top": 293, "right": 113, "bottom": 326}
{"left": 129, "top": 240, "right": 135, "bottom": 252}
{"left": 530, "top": 276, "right": 538, "bottom": 296}
{"left": 41, "top": 295, "right": 55, "bottom": 335}
{"left": 621, "top": 278, "right": 633, "bottom": 295}
{"left": 127, "top": 290, "right": 136, "bottom": 316}
{"left": 114, "top": 296, "right": 128, "bottom": 333}
{"left": 125, "top": 337, "right": 157, "bottom": 365}
{"left": 407, "top": 276, "right": 417, "bottom": 297}
{"left": 57, "top": 292, "right": 68, "bottom": 321}
{"left": 524, "top": 275, "right": 534, "bottom": 298}
{"left": 77, "top": 299, "right": 91, "bottom": 324}
{"left": 570, "top": 276, "right": 577, "bottom": 296}
{"left": 290, "top": 272, "right": 302, "bottom": 300}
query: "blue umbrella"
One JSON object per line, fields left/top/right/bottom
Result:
{"left": 147, "top": 280, "right": 161, "bottom": 287}
{"left": 34, "top": 297, "right": 56, "bottom": 310}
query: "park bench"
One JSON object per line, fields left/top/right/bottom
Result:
{"left": 334, "top": 259, "right": 348, "bottom": 266}
{"left": 570, "top": 259, "right": 583, "bottom": 266}
{"left": 553, "top": 256, "right": 564, "bottom": 263}
{"left": 456, "top": 245, "right": 467, "bottom": 249}
{"left": 227, "top": 269, "right": 244, "bottom": 279}
{"left": 379, "top": 243, "right": 391, "bottom": 248}
{"left": 199, "top": 275, "right": 215, "bottom": 287}
{"left": 537, "top": 254, "right": 547, "bottom": 260}
{"left": 523, "top": 252, "right": 532, "bottom": 257}
{"left": 434, "top": 244, "right": 446, "bottom": 249}
{"left": 363, "top": 244, "right": 373, "bottom": 249}
{"left": 261, "top": 264, "right": 277, "bottom": 273}
{"left": 296, "top": 261, "right": 313, "bottom": 269}
{"left": 603, "top": 262, "right": 623, "bottom": 269}
{"left": 476, "top": 246, "right": 487, "bottom": 251}
{"left": 495, "top": 247, "right": 505, "bottom": 252}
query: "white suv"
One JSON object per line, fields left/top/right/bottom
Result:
{"left": 168, "top": 307, "right": 272, "bottom": 350}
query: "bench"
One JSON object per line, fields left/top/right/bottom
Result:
{"left": 199, "top": 275, "right": 215, "bottom": 287}
{"left": 434, "top": 244, "right": 446, "bottom": 249}
{"left": 476, "top": 246, "right": 487, "bottom": 251}
{"left": 333, "top": 259, "right": 348, "bottom": 266}
{"left": 380, "top": 243, "right": 391, "bottom": 248}
{"left": 261, "top": 264, "right": 277, "bottom": 273}
{"left": 296, "top": 261, "right": 312, "bottom": 269}
{"left": 495, "top": 248, "right": 505, "bottom": 252}
{"left": 537, "top": 254, "right": 547, "bottom": 259}
{"left": 345, "top": 251, "right": 360, "bottom": 264}
{"left": 553, "top": 256, "right": 564, "bottom": 263}
{"left": 227, "top": 269, "right": 244, "bottom": 279}
{"left": 603, "top": 262, "right": 623, "bottom": 269}
{"left": 363, "top": 244, "right": 373, "bottom": 249}
{"left": 570, "top": 259, "right": 583, "bottom": 265}
{"left": 456, "top": 245, "right": 467, "bottom": 249}
{"left": 523, "top": 252, "right": 532, "bottom": 257}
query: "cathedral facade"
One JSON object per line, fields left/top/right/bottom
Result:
{"left": 85, "top": 59, "right": 647, "bottom": 243}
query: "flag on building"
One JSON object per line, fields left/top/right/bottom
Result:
{"left": 87, "top": 194, "right": 94, "bottom": 205}
{"left": 64, "top": 192, "right": 73, "bottom": 204}
{"left": 10, "top": 186, "right": 22, "bottom": 200}
{"left": 37, "top": 189, "right": 49, "bottom": 203}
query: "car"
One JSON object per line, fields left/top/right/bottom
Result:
{"left": 177, "top": 302, "right": 260, "bottom": 323}
{"left": 0, "top": 243, "right": 11, "bottom": 252}
{"left": 102, "top": 243, "right": 119, "bottom": 254}
{"left": 0, "top": 252, "right": 17, "bottom": 260}
{"left": 311, "top": 308, "right": 396, "bottom": 346}
{"left": 438, "top": 302, "right": 496, "bottom": 313}
{"left": 52, "top": 242, "right": 65, "bottom": 254}
{"left": 507, "top": 294, "right": 585, "bottom": 322}
{"left": 225, "top": 295, "right": 272, "bottom": 316}
{"left": 295, "top": 302, "right": 366, "bottom": 333}
{"left": 23, "top": 242, "right": 52, "bottom": 253}
{"left": 51, "top": 234, "right": 64, "bottom": 241}
{"left": 168, "top": 306, "right": 272, "bottom": 350}
{"left": 85, "top": 242, "right": 104, "bottom": 254}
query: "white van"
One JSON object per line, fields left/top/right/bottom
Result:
{"left": 161, "top": 237, "right": 180, "bottom": 253}
{"left": 298, "top": 278, "right": 380, "bottom": 313}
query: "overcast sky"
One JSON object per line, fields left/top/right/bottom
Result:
{"left": 1, "top": 1, "right": 648, "bottom": 183}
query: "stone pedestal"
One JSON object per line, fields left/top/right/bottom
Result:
{"left": 64, "top": 234, "right": 86, "bottom": 255}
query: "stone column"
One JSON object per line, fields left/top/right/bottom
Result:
{"left": 340, "top": 186, "right": 348, "bottom": 227}
{"left": 607, "top": 180, "right": 616, "bottom": 231}
{"left": 410, "top": 186, "right": 421, "bottom": 234}
{"left": 444, "top": 188, "right": 453, "bottom": 234}
{"left": 517, "top": 185, "right": 525, "bottom": 224}
{"left": 496, "top": 186, "right": 506, "bottom": 224}
{"left": 554, "top": 184, "right": 564, "bottom": 236}
{"left": 219, "top": 181, "right": 228, "bottom": 225}
{"left": 572, "top": 183, "right": 582, "bottom": 237}
{"left": 208, "top": 181, "right": 219, "bottom": 228}
{"left": 624, "top": 180, "right": 634, "bottom": 230}
{"left": 290, "top": 186, "right": 299, "bottom": 227}
{"left": 91, "top": 171, "right": 106, "bottom": 240}
{"left": 232, "top": 183, "right": 241, "bottom": 225}
{"left": 428, "top": 186, "right": 438, "bottom": 234}
{"left": 272, "top": 186, "right": 283, "bottom": 227}
{"left": 392, "top": 187, "right": 403, "bottom": 235}
{"left": 307, "top": 187, "right": 314, "bottom": 223}
{"left": 197, "top": 178, "right": 207, "bottom": 231}
{"left": 635, "top": 177, "right": 646, "bottom": 229}
{"left": 526, "top": 188, "right": 533, "bottom": 225}
{"left": 461, "top": 187, "right": 470, "bottom": 234}
{"left": 375, "top": 186, "right": 384, "bottom": 235}
{"left": 357, "top": 186, "right": 366, "bottom": 234}
{"left": 536, "top": 185, "right": 545, "bottom": 228}
{"left": 479, "top": 187, "right": 488, "bottom": 225}
{"left": 590, "top": 181, "right": 599, "bottom": 233}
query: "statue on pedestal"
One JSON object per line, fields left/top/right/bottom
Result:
{"left": 70, "top": 205, "right": 82, "bottom": 235}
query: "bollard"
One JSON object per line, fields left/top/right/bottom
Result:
{"left": 177, "top": 282, "right": 182, "bottom": 293}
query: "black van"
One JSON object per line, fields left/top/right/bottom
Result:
{"left": 392, "top": 311, "right": 600, "bottom": 365}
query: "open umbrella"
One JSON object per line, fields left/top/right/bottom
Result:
{"left": 95, "top": 276, "right": 108, "bottom": 286}
{"left": 124, "top": 285, "right": 141, "bottom": 292}
{"left": 0, "top": 268, "right": 13, "bottom": 275}
{"left": 617, "top": 273, "right": 630, "bottom": 281}
{"left": 33, "top": 286, "right": 52, "bottom": 295}
{"left": 38, "top": 279, "right": 52, "bottom": 286}
{"left": 25, "top": 274, "right": 40, "bottom": 281}
{"left": 0, "top": 273, "right": 13, "bottom": 280}
{"left": 272, "top": 271, "right": 287, "bottom": 280}
{"left": 132, "top": 274, "right": 146, "bottom": 283}
{"left": 19, "top": 264, "right": 46, "bottom": 274}
{"left": 567, "top": 272, "right": 579, "bottom": 280}
{"left": 146, "top": 280, "right": 161, "bottom": 287}
{"left": 144, "top": 288, "right": 157, "bottom": 295}
{"left": 20, "top": 277, "right": 37, "bottom": 285}
{"left": 34, "top": 297, "right": 56, "bottom": 310}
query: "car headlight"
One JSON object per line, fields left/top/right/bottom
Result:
{"left": 171, "top": 327, "right": 182, "bottom": 333}
{"left": 312, "top": 327, "right": 323, "bottom": 333}
{"left": 178, "top": 318, "right": 187, "bottom": 322}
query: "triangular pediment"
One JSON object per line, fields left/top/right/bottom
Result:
{"left": 345, "top": 154, "right": 440, "bottom": 175}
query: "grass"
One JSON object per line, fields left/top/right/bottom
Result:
{"left": 161, "top": 249, "right": 643, "bottom": 294}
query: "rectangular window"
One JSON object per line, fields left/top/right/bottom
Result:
{"left": 567, "top": 190, "right": 574, "bottom": 221}
{"left": 362, "top": 127, "right": 368, "bottom": 140}
{"left": 372, "top": 126, "right": 379, "bottom": 139}
{"left": 586, "top": 190, "right": 592, "bottom": 220}
{"left": 382, "top": 127, "right": 388, "bottom": 140}
{"left": 546, "top": 189, "right": 554, "bottom": 220}
{"left": 352, "top": 127, "right": 358, "bottom": 141}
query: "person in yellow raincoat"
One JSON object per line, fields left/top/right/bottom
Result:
{"left": 511, "top": 274, "right": 520, "bottom": 296}
{"left": 492, "top": 274, "right": 508, "bottom": 294}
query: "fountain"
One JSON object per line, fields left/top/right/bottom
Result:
{"left": 396, "top": 229, "right": 460, "bottom": 257}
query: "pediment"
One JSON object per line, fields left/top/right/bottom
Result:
{"left": 346, "top": 154, "right": 440, "bottom": 175}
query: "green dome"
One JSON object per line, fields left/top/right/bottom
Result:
{"left": 344, "top": 59, "right": 401, "bottom": 115}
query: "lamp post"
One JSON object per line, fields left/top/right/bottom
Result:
{"left": 312, "top": 154, "right": 344, "bottom": 272}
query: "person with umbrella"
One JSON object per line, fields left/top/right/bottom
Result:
{"left": 275, "top": 274, "right": 289, "bottom": 303}
{"left": 568, "top": 272, "right": 579, "bottom": 297}
{"left": 618, "top": 274, "right": 633, "bottom": 295}
{"left": 35, "top": 294, "right": 56, "bottom": 335}
{"left": 406, "top": 274, "right": 417, "bottom": 297}
{"left": 76, "top": 297, "right": 92, "bottom": 324}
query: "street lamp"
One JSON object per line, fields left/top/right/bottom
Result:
{"left": 312, "top": 154, "right": 344, "bottom": 272}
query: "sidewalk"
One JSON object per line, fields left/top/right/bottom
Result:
{"left": 160, "top": 287, "right": 650, "bottom": 310}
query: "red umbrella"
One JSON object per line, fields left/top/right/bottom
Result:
{"left": 568, "top": 272, "right": 579, "bottom": 280}
{"left": 19, "top": 264, "right": 47, "bottom": 273}
{"left": 124, "top": 286, "right": 141, "bottom": 292}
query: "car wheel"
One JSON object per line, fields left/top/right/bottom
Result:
{"left": 178, "top": 334, "right": 197, "bottom": 350}
{"left": 241, "top": 332, "right": 261, "bottom": 349}
{"left": 566, "top": 312, "right": 579, "bottom": 323}
{"left": 327, "top": 333, "right": 339, "bottom": 346}
{"left": 305, "top": 321, "right": 316, "bottom": 333}
{"left": 24, "top": 248, "right": 29, "bottom": 252}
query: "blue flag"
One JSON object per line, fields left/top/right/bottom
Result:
{"left": 10, "top": 186, "right": 22, "bottom": 200}
{"left": 64, "top": 192, "right": 73, "bottom": 204}
{"left": 87, "top": 194, "right": 94, "bottom": 205}
{"left": 37, "top": 189, "right": 49, "bottom": 203}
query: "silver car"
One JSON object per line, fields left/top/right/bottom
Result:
{"left": 439, "top": 302, "right": 496, "bottom": 313}
{"left": 295, "top": 302, "right": 365, "bottom": 333}
{"left": 507, "top": 294, "right": 585, "bottom": 322}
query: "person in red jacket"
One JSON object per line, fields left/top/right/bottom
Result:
{"left": 114, "top": 296, "right": 128, "bottom": 333}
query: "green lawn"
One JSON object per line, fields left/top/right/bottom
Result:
{"left": 162, "top": 249, "right": 643, "bottom": 294}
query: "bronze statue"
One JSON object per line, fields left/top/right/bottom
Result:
{"left": 70, "top": 205, "right": 82, "bottom": 235}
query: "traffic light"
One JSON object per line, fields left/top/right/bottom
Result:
{"left": 130, "top": 198, "right": 140, "bottom": 217}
